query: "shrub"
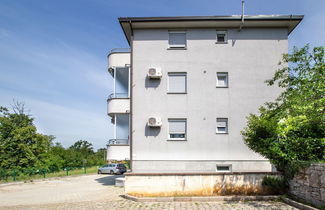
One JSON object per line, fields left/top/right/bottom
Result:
{"left": 262, "top": 176, "right": 287, "bottom": 194}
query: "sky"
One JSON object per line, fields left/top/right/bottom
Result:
{"left": 0, "top": 0, "right": 324, "bottom": 150}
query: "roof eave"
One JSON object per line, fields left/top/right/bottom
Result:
{"left": 118, "top": 15, "right": 304, "bottom": 45}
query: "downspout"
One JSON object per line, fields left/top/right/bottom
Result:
{"left": 129, "top": 20, "right": 134, "bottom": 171}
{"left": 239, "top": 0, "right": 245, "bottom": 31}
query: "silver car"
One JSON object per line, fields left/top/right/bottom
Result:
{"left": 98, "top": 164, "right": 126, "bottom": 174}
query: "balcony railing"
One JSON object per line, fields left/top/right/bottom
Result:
{"left": 108, "top": 93, "right": 129, "bottom": 100}
{"left": 107, "top": 139, "right": 129, "bottom": 145}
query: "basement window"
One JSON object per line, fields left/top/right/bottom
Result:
{"left": 216, "top": 31, "right": 228, "bottom": 44}
{"left": 216, "top": 165, "right": 231, "bottom": 172}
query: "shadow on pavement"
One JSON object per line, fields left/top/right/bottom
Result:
{"left": 95, "top": 175, "right": 124, "bottom": 186}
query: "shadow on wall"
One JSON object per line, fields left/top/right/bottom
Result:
{"left": 145, "top": 76, "right": 161, "bottom": 88}
{"left": 145, "top": 125, "right": 161, "bottom": 137}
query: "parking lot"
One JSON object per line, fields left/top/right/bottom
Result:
{"left": 0, "top": 174, "right": 297, "bottom": 209}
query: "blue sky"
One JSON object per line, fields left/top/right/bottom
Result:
{"left": 0, "top": 0, "right": 324, "bottom": 150}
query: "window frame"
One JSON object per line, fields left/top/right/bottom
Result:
{"left": 216, "top": 118, "right": 228, "bottom": 134}
{"left": 168, "top": 31, "right": 187, "bottom": 49}
{"left": 216, "top": 30, "right": 228, "bottom": 44}
{"left": 216, "top": 72, "right": 229, "bottom": 88}
{"left": 168, "top": 118, "right": 187, "bottom": 141}
{"left": 167, "top": 72, "right": 187, "bottom": 94}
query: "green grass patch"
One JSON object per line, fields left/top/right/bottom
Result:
{"left": 0, "top": 166, "right": 99, "bottom": 184}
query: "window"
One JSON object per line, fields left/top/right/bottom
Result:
{"left": 216, "top": 118, "right": 228, "bottom": 134}
{"left": 216, "top": 31, "right": 228, "bottom": 43}
{"left": 168, "top": 31, "right": 186, "bottom": 48}
{"left": 168, "top": 119, "right": 186, "bottom": 140}
{"left": 216, "top": 165, "right": 231, "bottom": 172}
{"left": 216, "top": 72, "right": 228, "bottom": 87}
{"left": 168, "top": 73, "right": 187, "bottom": 93}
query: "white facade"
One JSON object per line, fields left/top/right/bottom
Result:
{"left": 108, "top": 15, "right": 303, "bottom": 172}
{"left": 131, "top": 28, "right": 285, "bottom": 172}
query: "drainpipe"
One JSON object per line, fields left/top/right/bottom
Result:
{"left": 239, "top": 0, "right": 245, "bottom": 31}
{"left": 129, "top": 20, "right": 134, "bottom": 171}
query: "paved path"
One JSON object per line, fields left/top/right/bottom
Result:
{"left": 0, "top": 174, "right": 297, "bottom": 209}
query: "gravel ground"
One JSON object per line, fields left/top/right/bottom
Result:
{"left": 0, "top": 174, "right": 297, "bottom": 210}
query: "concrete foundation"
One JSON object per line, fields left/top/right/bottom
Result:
{"left": 125, "top": 172, "right": 278, "bottom": 197}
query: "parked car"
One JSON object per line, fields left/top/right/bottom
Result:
{"left": 98, "top": 164, "right": 126, "bottom": 175}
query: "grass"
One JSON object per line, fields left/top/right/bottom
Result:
{"left": 0, "top": 166, "right": 99, "bottom": 184}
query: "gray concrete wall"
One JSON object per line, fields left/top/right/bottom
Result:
{"left": 131, "top": 28, "right": 287, "bottom": 172}
{"left": 289, "top": 163, "right": 325, "bottom": 207}
{"left": 125, "top": 173, "right": 277, "bottom": 197}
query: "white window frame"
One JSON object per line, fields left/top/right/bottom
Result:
{"left": 216, "top": 118, "right": 228, "bottom": 134}
{"left": 167, "top": 72, "right": 187, "bottom": 94}
{"left": 168, "top": 119, "right": 187, "bottom": 141}
{"left": 216, "top": 164, "right": 232, "bottom": 172}
{"left": 168, "top": 31, "right": 186, "bottom": 49}
{"left": 216, "top": 31, "right": 228, "bottom": 44}
{"left": 216, "top": 72, "right": 229, "bottom": 87}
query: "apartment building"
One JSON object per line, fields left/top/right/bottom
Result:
{"left": 107, "top": 15, "right": 303, "bottom": 195}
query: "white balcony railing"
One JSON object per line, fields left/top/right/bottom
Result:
{"left": 107, "top": 139, "right": 129, "bottom": 146}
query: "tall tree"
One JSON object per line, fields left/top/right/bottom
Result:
{"left": 0, "top": 103, "right": 51, "bottom": 171}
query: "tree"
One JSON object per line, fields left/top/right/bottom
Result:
{"left": 0, "top": 103, "right": 52, "bottom": 171}
{"left": 242, "top": 45, "right": 325, "bottom": 179}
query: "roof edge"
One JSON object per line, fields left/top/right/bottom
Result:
{"left": 118, "top": 15, "right": 304, "bottom": 45}
{"left": 118, "top": 15, "right": 304, "bottom": 22}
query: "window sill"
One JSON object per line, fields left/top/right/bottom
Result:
{"left": 167, "top": 47, "right": 187, "bottom": 50}
{"left": 216, "top": 132, "right": 228, "bottom": 134}
{"left": 216, "top": 86, "right": 229, "bottom": 88}
{"left": 215, "top": 42, "right": 228, "bottom": 44}
{"left": 167, "top": 139, "right": 187, "bottom": 141}
{"left": 167, "top": 92, "right": 187, "bottom": 94}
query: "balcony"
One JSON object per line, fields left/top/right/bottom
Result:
{"left": 106, "top": 114, "right": 130, "bottom": 161}
{"left": 111, "top": 114, "right": 129, "bottom": 145}
{"left": 107, "top": 48, "right": 130, "bottom": 70}
{"left": 107, "top": 94, "right": 130, "bottom": 117}
{"left": 107, "top": 63, "right": 130, "bottom": 116}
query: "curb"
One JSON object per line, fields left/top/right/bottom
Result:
{"left": 281, "top": 197, "right": 318, "bottom": 210}
{"left": 121, "top": 194, "right": 280, "bottom": 202}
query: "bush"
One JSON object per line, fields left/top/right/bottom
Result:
{"left": 262, "top": 176, "right": 287, "bottom": 194}
{"left": 0, "top": 168, "right": 9, "bottom": 181}
{"left": 242, "top": 45, "right": 325, "bottom": 180}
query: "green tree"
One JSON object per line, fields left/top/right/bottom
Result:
{"left": 43, "top": 142, "right": 66, "bottom": 172}
{"left": 242, "top": 45, "right": 325, "bottom": 179}
{"left": 0, "top": 102, "right": 52, "bottom": 171}
{"left": 65, "top": 140, "right": 95, "bottom": 167}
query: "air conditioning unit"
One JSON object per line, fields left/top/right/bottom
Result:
{"left": 147, "top": 67, "right": 162, "bottom": 79}
{"left": 147, "top": 117, "right": 162, "bottom": 127}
